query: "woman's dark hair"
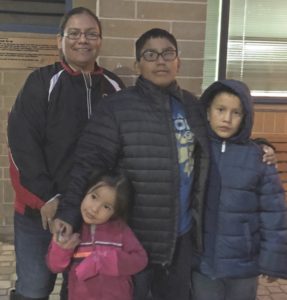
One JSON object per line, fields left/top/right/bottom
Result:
{"left": 85, "top": 170, "right": 133, "bottom": 221}
{"left": 58, "top": 6, "right": 102, "bottom": 37}
{"left": 135, "top": 28, "right": 178, "bottom": 62}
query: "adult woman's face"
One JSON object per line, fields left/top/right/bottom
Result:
{"left": 57, "top": 13, "right": 102, "bottom": 73}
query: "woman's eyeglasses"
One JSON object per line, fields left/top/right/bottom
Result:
{"left": 63, "top": 30, "right": 101, "bottom": 40}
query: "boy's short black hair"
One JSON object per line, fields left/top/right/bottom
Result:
{"left": 135, "top": 28, "right": 178, "bottom": 61}
{"left": 85, "top": 170, "right": 133, "bottom": 221}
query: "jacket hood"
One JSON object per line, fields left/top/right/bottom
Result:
{"left": 200, "top": 79, "right": 253, "bottom": 143}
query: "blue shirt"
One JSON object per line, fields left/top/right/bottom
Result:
{"left": 170, "top": 97, "right": 195, "bottom": 235}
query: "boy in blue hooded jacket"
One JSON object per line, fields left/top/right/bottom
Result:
{"left": 191, "top": 79, "right": 287, "bottom": 300}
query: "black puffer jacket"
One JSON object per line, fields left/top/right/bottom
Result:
{"left": 7, "top": 61, "right": 124, "bottom": 215}
{"left": 58, "top": 76, "right": 210, "bottom": 264}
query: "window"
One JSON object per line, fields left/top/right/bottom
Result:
{"left": 203, "top": 0, "right": 287, "bottom": 103}
{"left": 0, "top": 0, "right": 70, "bottom": 33}
{"left": 202, "top": 0, "right": 221, "bottom": 92}
{"left": 227, "top": 0, "right": 287, "bottom": 102}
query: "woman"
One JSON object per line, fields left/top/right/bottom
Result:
{"left": 7, "top": 7, "right": 125, "bottom": 300}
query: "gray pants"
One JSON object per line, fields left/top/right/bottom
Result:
{"left": 191, "top": 271, "right": 257, "bottom": 300}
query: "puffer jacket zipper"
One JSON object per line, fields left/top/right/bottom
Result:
{"left": 221, "top": 140, "right": 226, "bottom": 152}
{"left": 162, "top": 94, "right": 180, "bottom": 267}
{"left": 213, "top": 139, "right": 226, "bottom": 276}
{"left": 91, "top": 224, "right": 96, "bottom": 249}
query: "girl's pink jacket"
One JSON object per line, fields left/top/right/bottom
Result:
{"left": 46, "top": 219, "right": 148, "bottom": 300}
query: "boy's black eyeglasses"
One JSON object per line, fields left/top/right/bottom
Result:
{"left": 140, "top": 49, "right": 178, "bottom": 62}
{"left": 63, "top": 30, "right": 101, "bottom": 40}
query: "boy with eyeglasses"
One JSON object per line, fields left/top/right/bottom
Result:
{"left": 54, "top": 27, "right": 208, "bottom": 300}
{"left": 54, "top": 28, "right": 275, "bottom": 300}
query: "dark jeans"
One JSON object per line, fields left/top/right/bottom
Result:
{"left": 133, "top": 230, "right": 192, "bottom": 300}
{"left": 14, "top": 212, "right": 58, "bottom": 298}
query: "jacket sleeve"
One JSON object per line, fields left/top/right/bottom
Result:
{"left": 76, "top": 226, "right": 148, "bottom": 280}
{"left": 7, "top": 69, "right": 58, "bottom": 205}
{"left": 115, "top": 225, "right": 148, "bottom": 275}
{"left": 56, "top": 99, "right": 121, "bottom": 230}
{"left": 46, "top": 240, "right": 74, "bottom": 273}
{"left": 74, "top": 223, "right": 147, "bottom": 281}
{"left": 258, "top": 164, "right": 287, "bottom": 278}
{"left": 97, "top": 225, "right": 148, "bottom": 276}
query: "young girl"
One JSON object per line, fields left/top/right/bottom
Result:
{"left": 46, "top": 171, "right": 148, "bottom": 300}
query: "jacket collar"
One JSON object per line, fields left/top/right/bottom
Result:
{"left": 136, "top": 76, "right": 183, "bottom": 103}
{"left": 60, "top": 60, "right": 104, "bottom": 76}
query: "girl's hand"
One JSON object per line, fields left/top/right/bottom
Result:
{"left": 53, "top": 232, "right": 81, "bottom": 250}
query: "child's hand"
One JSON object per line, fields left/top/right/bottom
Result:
{"left": 53, "top": 232, "right": 81, "bottom": 250}
{"left": 262, "top": 145, "right": 277, "bottom": 165}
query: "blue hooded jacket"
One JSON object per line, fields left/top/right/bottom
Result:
{"left": 196, "top": 79, "right": 287, "bottom": 279}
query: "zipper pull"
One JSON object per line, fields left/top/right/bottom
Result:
{"left": 91, "top": 224, "right": 96, "bottom": 245}
{"left": 221, "top": 140, "right": 226, "bottom": 153}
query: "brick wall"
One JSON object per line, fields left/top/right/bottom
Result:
{"left": 86, "top": 0, "right": 208, "bottom": 92}
{"left": 0, "top": 68, "right": 31, "bottom": 241}
{"left": 253, "top": 105, "right": 287, "bottom": 135}
{"left": 0, "top": 0, "right": 208, "bottom": 241}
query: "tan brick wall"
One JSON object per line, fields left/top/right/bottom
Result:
{"left": 96, "top": 0, "right": 208, "bottom": 92}
{"left": 0, "top": 68, "right": 31, "bottom": 241}
{"left": 0, "top": 0, "right": 208, "bottom": 241}
{"left": 253, "top": 105, "right": 287, "bottom": 135}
